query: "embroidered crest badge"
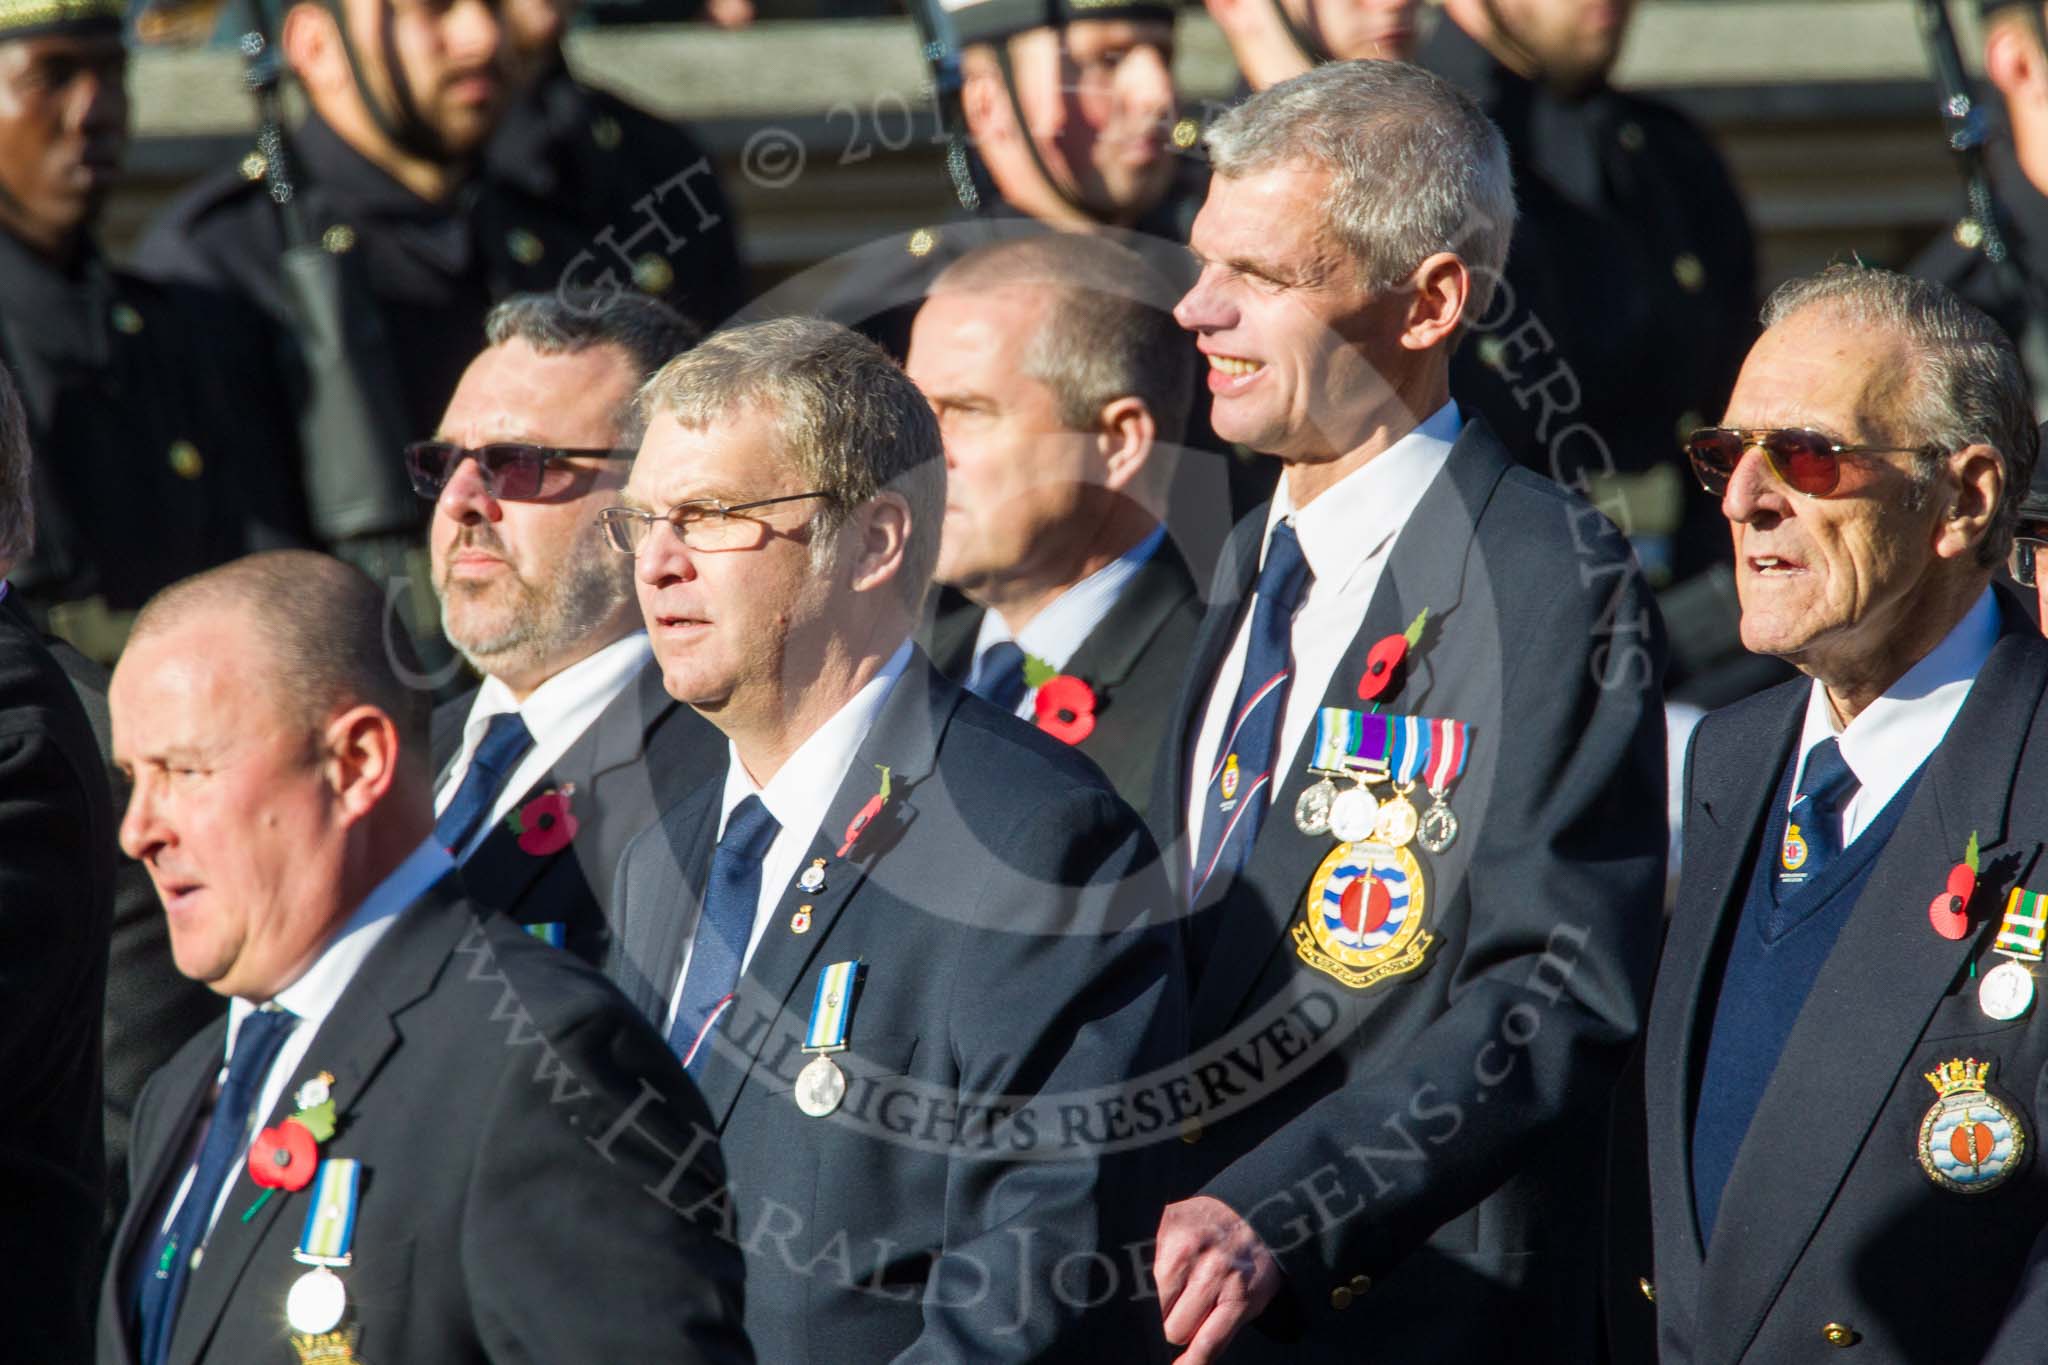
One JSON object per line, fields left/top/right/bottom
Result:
{"left": 1918, "top": 1058, "right": 2027, "bottom": 1194}
{"left": 1292, "top": 841, "right": 1433, "bottom": 990}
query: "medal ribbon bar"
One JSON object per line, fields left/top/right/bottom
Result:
{"left": 295, "top": 1159, "right": 361, "bottom": 1267}
{"left": 1995, "top": 888, "right": 2048, "bottom": 960}
{"left": 803, "top": 960, "right": 860, "bottom": 1052}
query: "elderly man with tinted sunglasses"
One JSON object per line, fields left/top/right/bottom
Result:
{"left": 414, "top": 289, "right": 721, "bottom": 965}
{"left": 1615, "top": 265, "right": 2048, "bottom": 1365}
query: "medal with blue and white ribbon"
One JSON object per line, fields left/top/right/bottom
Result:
{"left": 1372, "top": 716, "right": 1431, "bottom": 848}
{"left": 285, "top": 1158, "right": 361, "bottom": 1336}
{"left": 1982, "top": 888, "right": 2048, "bottom": 1021}
{"left": 795, "top": 960, "right": 860, "bottom": 1118}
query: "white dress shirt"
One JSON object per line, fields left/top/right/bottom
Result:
{"left": 1185, "top": 402, "right": 1461, "bottom": 862}
{"left": 151, "top": 838, "right": 454, "bottom": 1252}
{"left": 662, "top": 639, "right": 913, "bottom": 1036}
{"left": 1790, "top": 586, "right": 2000, "bottom": 847}
{"left": 969, "top": 524, "right": 1166, "bottom": 719}
{"left": 435, "top": 632, "right": 653, "bottom": 859}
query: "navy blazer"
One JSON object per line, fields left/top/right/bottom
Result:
{"left": 96, "top": 879, "right": 753, "bottom": 1365}
{"left": 1639, "top": 600, "right": 2048, "bottom": 1365}
{"left": 607, "top": 652, "right": 1189, "bottom": 1364}
{"left": 1150, "top": 419, "right": 1669, "bottom": 1362}
{"left": 433, "top": 655, "right": 722, "bottom": 965}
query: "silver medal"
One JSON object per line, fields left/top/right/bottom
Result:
{"left": 1327, "top": 783, "right": 1380, "bottom": 844}
{"left": 795, "top": 1054, "right": 848, "bottom": 1118}
{"left": 1981, "top": 959, "right": 2037, "bottom": 1021}
{"left": 1418, "top": 797, "right": 1459, "bottom": 855}
{"left": 1294, "top": 778, "right": 1338, "bottom": 837}
{"left": 285, "top": 1266, "right": 348, "bottom": 1335}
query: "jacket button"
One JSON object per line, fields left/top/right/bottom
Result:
{"left": 1349, "top": 1274, "right": 1371, "bottom": 1294}
{"left": 1330, "top": 1286, "right": 1353, "bottom": 1311}
{"left": 1822, "top": 1322, "right": 1858, "bottom": 1347}
{"left": 1638, "top": 1277, "right": 1656, "bottom": 1303}
{"left": 1179, "top": 1120, "right": 1202, "bottom": 1144}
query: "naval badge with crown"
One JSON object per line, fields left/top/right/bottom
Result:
{"left": 1917, "top": 1058, "right": 2027, "bottom": 1194}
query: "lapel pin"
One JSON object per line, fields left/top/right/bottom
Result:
{"left": 791, "top": 905, "right": 813, "bottom": 935}
{"left": 798, "top": 858, "right": 827, "bottom": 894}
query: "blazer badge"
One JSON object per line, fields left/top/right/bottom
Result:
{"left": 1918, "top": 1058, "right": 2027, "bottom": 1194}
{"left": 1292, "top": 841, "right": 1433, "bottom": 990}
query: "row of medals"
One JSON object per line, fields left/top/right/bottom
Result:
{"left": 1294, "top": 762, "right": 1458, "bottom": 855}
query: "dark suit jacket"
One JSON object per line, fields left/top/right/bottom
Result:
{"left": 41, "top": 635, "right": 222, "bottom": 1235}
{"left": 433, "top": 655, "right": 722, "bottom": 966}
{"left": 928, "top": 537, "right": 1203, "bottom": 818}
{"left": 608, "top": 652, "right": 1188, "bottom": 1364}
{"left": 96, "top": 878, "right": 753, "bottom": 1365}
{"left": 1149, "top": 420, "right": 1668, "bottom": 1362}
{"left": 0, "top": 592, "right": 113, "bottom": 1362}
{"left": 1637, "top": 601, "right": 2048, "bottom": 1365}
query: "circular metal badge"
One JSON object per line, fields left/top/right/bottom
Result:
{"left": 285, "top": 1267, "right": 347, "bottom": 1335}
{"left": 795, "top": 1055, "right": 847, "bottom": 1118}
{"left": 1373, "top": 794, "right": 1420, "bottom": 848}
{"left": 1327, "top": 785, "right": 1380, "bottom": 844}
{"left": 1980, "top": 960, "right": 2037, "bottom": 1022}
{"left": 1418, "top": 801, "right": 1460, "bottom": 855}
{"left": 1294, "top": 779, "right": 1337, "bottom": 838}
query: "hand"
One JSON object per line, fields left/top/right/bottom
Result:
{"left": 1155, "top": 1195, "right": 1283, "bottom": 1365}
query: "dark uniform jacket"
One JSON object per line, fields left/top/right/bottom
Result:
{"left": 1419, "top": 17, "right": 1758, "bottom": 595}
{"left": 1635, "top": 601, "right": 2048, "bottom": 1365}
{"left": 1913, "top": 137, "right": 2048, "bottom": 408}
{"left": 0, "top": 591, "right": 114, "bottom": 1363}
{"left": 606, "top": 652, "right": 1189, "bottom": 1363}
{"left": 0, "top": 230, "right": 301, "bottom": 642}
{"left": 1150, "top": 420, "right": 1667, "bottom": 1363}
{"left": 928, "top": 535, "right": 1203, "bottom": 818}
{"left": 96, "top": 878, "right": 754, "bottom": 1365}
{"left": 432, "top": 654, "right": 723, "bottom": 966}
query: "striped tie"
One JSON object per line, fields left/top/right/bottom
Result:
{"left": 1191, "top": 520, "right": 1312, "bottom": 903}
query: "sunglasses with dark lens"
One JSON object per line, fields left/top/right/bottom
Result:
{"left": 405, "top": 441, "right": 635, "bottom": 502}
{"left": 1683, "top": 426, "right": 1940, "bottom": 499}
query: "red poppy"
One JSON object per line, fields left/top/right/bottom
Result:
{"left": 1034, "top": 675, "right": 1097, "bottom": 746}
{"left": 516, "top": 792, "right": 579, "bottom": 856}
{"left": 248, "top": 1119, "right": 319, "bottom": 1192}
{"left": 1356, "top": 634, "right": 1408, "bottom": 703}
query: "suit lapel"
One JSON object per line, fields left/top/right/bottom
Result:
{"left": 1187, "top": 429, "right": 1510, "bottom": 1036}
{"left": 1643, "top": 681, "right": 1804, "bottom": 1326}
{"left": 1157, "top": 516, "right": 1263, "bottom": 847}
{"left": 168, "top": 883, "right": 473, "bottom": 1365}
{"left": 105, "top": 1031, "right": 220, "bottom": 1364}
{"left": 692, "top": 656, "right": 953, "bottom": 1130}
{"left": 1697, "top": 626, "right": 2048, "bottom": 1365}
{"left": 1062, "top": 538, "right": 1200, "bottom": 694}
{"left": 611, "top": 777, "right": 721, "bottom": 1025}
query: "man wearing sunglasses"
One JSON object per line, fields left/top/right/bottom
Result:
{"left": 603, "top": 316, "right": 1187, "bottom": 1363}
{"left": 421, "top": 290, "right": 719, "bottom": 966}
{"left": 1631, "top": 266, "right": 2048, "bottom": 1364}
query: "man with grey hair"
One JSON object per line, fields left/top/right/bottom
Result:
{"left": 604, "top": 316, "right": 1188, "bottom": 1362}
{"left": 910, "top": 233, "right": 1202, "bottom": 813}
{"left": 0, "top": 361, "right": 114, "bottom": 1359}
{"left": 420, "top": 289, "right": 717, "bottom": 965}
{"left": 1151, "top": 60, "right": 1666, "bottom": 1363}
{"left": 1634, "top": 267, "right": 2048, "bottom": 1365}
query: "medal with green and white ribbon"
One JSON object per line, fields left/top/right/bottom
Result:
{"left": 285, "top": 1158, "right": 361, "bottom": 1336}
{"left": 1982, "top": 888, "right": 2048, "bottom": 1021}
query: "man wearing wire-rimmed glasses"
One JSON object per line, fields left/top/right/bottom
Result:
{"left": 416, "top": 289, "right": 719, "bottom": 966}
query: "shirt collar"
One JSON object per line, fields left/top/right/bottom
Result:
{"left": 718, "top": 638, "right": 915, "bottom": 845}
{"left": 1794, "top": 586, "right": 2002, "bottom": 802}
{"left": 1265, "top": 401, "right": 1461, "bottom": 590}
{"left": 225, "top": 838, "right": 455, "bottom": 1061}
{"left": 972, "top": 524, "right": 1165, "bottom": 673}
{"left": 461, "top": 632, "right": 653, "bottom": 759}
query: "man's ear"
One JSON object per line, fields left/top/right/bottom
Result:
{"left": 1937, "top": 441, "right": 2006, "bottom": 563}
{"left": 960, "top": 46, "right": 1013, "bottom": 144}
{"left": 282, "top": 0, "right": 345, "bottom": 94}
{"left": 1095, "top": 396, "right": 1158, "bottom": 495}
{"left": 847, "top": 491, "right": 913, "bottom": 596}
{"left": 323, "top": 704, "right": 403, "bottom": 826}
{"left": 1398, "top": 253, "right": 1471, "bottom": 354}
{"left": 1987, "top": 20, "right": 2043, "bottom": 104}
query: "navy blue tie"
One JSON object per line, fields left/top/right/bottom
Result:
{"left": 134, "top": 1005, "right": 296, "bottom": 1365}
{"left": 1191, "top": 521, "right": 1312, "bottom": 903}
{"left": 1778, "top": 737, "right": 1860, "bottom": 898}
{"left": 436, "top": 712, "right": 536, "bottom": 856}
{"left": 968, "top": 640, "right": 1029, "bottom": 713}
{"left": 669, "top": 795, "right": 781, "bottom": 1071}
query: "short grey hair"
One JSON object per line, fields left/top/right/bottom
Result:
{"left": 1203, "top": 60, "right": 1516, "bottom": 322}
{"left": 930, "top": 233, "right": 1194, "bottom": 449}
{"left": 1762, "top": 265, "right": 2039, "bottom": 568}
{"left": 485, "top": 289, "right": 702, "bottom": 444}
{"left": 637, "top": 318, "right": 946, "bottom": 607}
{"left": 0, "top": 364, "right": 30, "bottom": 573}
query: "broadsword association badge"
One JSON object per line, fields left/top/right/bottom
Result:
{"left": 1918, "top": 1058, "right": 2027, "bottom": 1194}
{"left": 1292, "top": 841, "right": 1433, "bottom": 990}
